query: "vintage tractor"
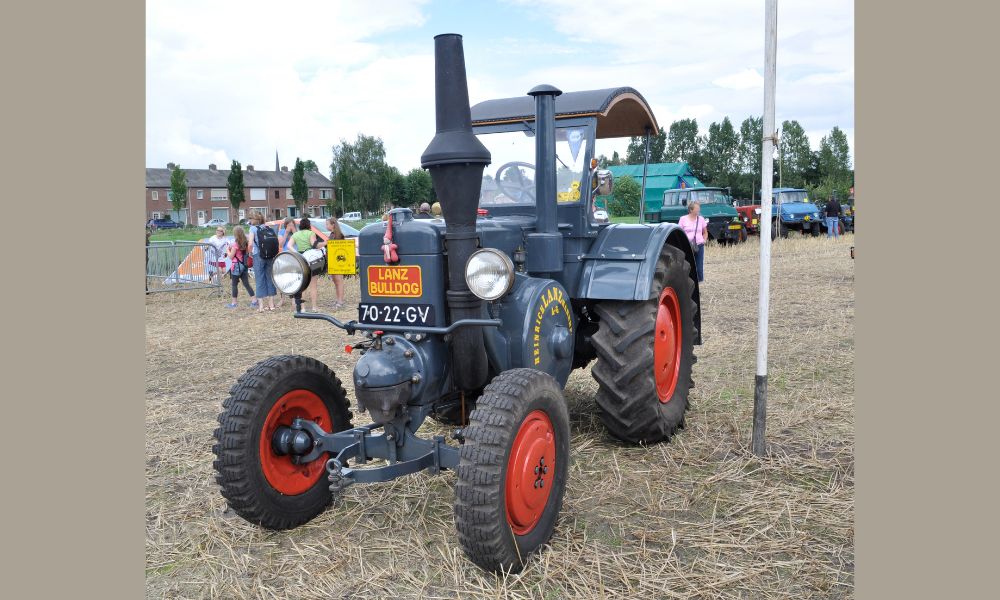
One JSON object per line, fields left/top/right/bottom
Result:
{"left": 213, "top": 34, "right": 701, "bottom": 573}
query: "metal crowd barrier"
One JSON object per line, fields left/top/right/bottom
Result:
{"left": 146, "top": 241, "right": 226, "bottom": 294}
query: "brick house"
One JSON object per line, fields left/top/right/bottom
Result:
{"left": 146, "top": 163, "right": 337, "bottom": 225}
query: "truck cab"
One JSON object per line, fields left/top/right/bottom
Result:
{"left": 766, "top": 188, "right": 824, "bottom": 238}
{"left": 650, "top": 187, "right": 746, "bottom": 244}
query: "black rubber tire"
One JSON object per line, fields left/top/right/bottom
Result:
{"left": 591, "top": 244, "right": 697, "bottom": 444}
{"left": 213, "top": 355, "right": 353, "bottom": 530}
{"left": 771, "top": 220, "right": 789, "bottom": 240}
{"left": 454, "top": 369, "right": 570, "bottom": 573}
{"left": 811, "top": 224, "right": 822, "bottom": 237}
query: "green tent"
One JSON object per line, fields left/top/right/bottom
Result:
{"left": 607, "top": 162, "right": 704, "bottom": 213}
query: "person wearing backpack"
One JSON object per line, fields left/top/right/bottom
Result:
{"left": 247, "top": 211, "right": 278, "bottom": 312}
{"left": 291, "top": 217, "right": 321, "bottom": 312}
{"left": 225, "top": 226, "right": 256, "bottom": 308}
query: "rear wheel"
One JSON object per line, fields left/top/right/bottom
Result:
{"left": 454, "top": 369, "right": 570, "bottom": 573}
{"left": 591, "top": 244, "right": 697, "bottom": 444}
{"left": 213, "top": 355, "right": 352, "bottom": 530}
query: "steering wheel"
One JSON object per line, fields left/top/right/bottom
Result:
{"left": 494, "top": 161, "right": 536, "bottom": 203}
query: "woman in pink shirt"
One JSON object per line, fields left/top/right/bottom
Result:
{"left": 678, "top": 201, "right": 708, "bottom": 282}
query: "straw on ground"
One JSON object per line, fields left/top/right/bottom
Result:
{"left": 146, "top": 233, "right": 854, "bottom": 599}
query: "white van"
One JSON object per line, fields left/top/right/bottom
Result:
{"left": 341, "top": 211, "right": 362, "bottom": 222}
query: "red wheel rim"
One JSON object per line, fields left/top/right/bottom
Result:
{"left": 505, "top": 410, "right": 556, "bottom": 535}
{"left": 654, "top": 287, "right": 683, "bottom": 403}
{"left": 259, "top": 389, "right": 332, "bottom": 495}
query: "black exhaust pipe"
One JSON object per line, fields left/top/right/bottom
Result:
{"left": 420, "top": 33, "right": 491, "bottom": 392}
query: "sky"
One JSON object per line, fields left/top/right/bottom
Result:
{"left": 146, "top": 0, "right": 853, "bottom": 175}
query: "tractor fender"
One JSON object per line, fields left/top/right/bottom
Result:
{"left": 576, "top": 223, "right": 701, "bottom": 343}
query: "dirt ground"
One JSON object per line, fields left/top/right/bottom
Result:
{"left": 146, "top": 233, "right": 855, "bottom": 599}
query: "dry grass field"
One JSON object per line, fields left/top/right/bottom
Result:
{"left": 146, "top": 233, "right": 855, "bottom": 599}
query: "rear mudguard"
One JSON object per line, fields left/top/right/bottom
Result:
{"left": 576, "top": 223, "right": 702, "bottom": 344}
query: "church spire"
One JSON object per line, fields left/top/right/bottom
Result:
{"left": 275, "top": 150, "right": 279, "bottom": 172}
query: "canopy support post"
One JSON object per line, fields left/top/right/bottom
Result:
{"left": 639, "top": 126, "right": 651, "bottom": 224}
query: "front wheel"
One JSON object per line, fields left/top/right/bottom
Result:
{"left": 771, "top": 220, "right": 789, "bottom": 240}
{"left": 454, "top": 369, "right": 570, "bottom": 573}
{"left": 213, "top": 355, "right": 353, "bottom": 530}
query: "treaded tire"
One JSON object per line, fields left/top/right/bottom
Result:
{"left": 771, "top": 219, "right": 789, "bottom": 239}
{"left": 454, "top": 369, "right": 570, "bottom": 573}
{"left": 591, "top": 244, "right": 697, "bottom": 444}
{"left": 213, "top": 355, "right": 352, "bottom": 530}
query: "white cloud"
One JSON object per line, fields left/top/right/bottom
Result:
{"left": 147, "top": 0, "right": 853, "bottom": 174}
{"left": 713, "top": 68, "right": 764, "bottom": 91}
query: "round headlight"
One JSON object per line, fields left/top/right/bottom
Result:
{"left": 272, "top": 251, "right": 310, "bottom": 295}
{"left": 465, "top": 248, "right": 514, "bottom": 301}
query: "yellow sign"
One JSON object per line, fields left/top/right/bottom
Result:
{"left": 326, "top": 239, "right": 356, "bottom": 275}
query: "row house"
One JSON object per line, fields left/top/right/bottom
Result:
{"left": 146, "top": 163, "right": 337, "bottom": 225}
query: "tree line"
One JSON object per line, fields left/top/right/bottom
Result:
{"left": 331, "top": 134, "right": 434, "bottom": 216}
{"left": 597, "top": 118, "right": 854, "bottom": 205}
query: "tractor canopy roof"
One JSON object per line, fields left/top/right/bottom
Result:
{"left": 471, "top": 87, "right": 658, "bottom": 139}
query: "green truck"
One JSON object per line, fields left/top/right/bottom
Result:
{"left": 644, "top": 187, "right": 747, "bottom": 244}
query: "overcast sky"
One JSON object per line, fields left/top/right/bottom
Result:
{"left": 147, "top": 0, "right": 853, "bottom": 175}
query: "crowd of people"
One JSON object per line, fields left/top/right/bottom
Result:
{"left": 200, "top": 211, "right": 349, "bottom": 313}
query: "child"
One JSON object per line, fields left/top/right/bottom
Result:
{"left": 226, "top": 226, "right": 256, "bottom": 308}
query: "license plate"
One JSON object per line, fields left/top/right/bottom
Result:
{"left": 359, "top": 303, "right": 436, "bottom": 327}
{"left": 367, "top": 265, "right": 422, "bottom": 298}
{"left": 728, "top": 224, "right": 742, "bottom": 230}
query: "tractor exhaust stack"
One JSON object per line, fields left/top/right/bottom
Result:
{"left": 420, "top": 33, "right": 492, "bottom": 392}
{"left": 525, "top": 84, "right": 563, "bottom": 274}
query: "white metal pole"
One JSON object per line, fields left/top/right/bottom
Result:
{"left": 753, "top": 0, "right": 778, "bottom": 456}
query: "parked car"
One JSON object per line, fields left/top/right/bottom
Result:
{"left": 147, "top": 217, "right": 182, "bottom": 230}
{"left": 646, "top": 187, "right": 747, "bottom": 244}
{"left": 205, "top": 218, "right": 228, "bottom": 227}
{"left": 340, "top": 211, "right": 363, "bottom": 222}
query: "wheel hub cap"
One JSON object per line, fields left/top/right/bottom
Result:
{"left": 260, "top": 389, "right": 331, "bottom": 495}
{"left": 505, "top": 410, "right": 556, "bottom": 535}
{"left": 654, "top": 287, "right": 683, "bottom": 403}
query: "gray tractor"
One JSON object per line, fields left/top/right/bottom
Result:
{"left": 213, "top": 33, "right": 702, "bottom": 573}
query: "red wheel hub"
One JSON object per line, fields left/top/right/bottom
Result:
{"left": 259, "top": 390, "right": 332, "bottom": 495}
{"left": 654, "top": 287, "right": 683, "bottom": 403}
{"left": 505, "top": 410, "right": 556, "bottom": 535}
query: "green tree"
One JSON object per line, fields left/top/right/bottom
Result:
{"left": 403, "top": 168, "right": 434, "bottom": 204}
{"left": 227, "top": 160, "right": 245, "bottom": 214}
{"left": 608, "top": 174, "right": 641, "bottom": 217}
{"left": 290, "top": 158, "right": 309, "bottom": 215}
{"left": 169, "top": 166, "right": 188, "bottom": 223}
{"left": 382, "top": 166, "right": 406, "bottom": 209}
{"left": 665, "top": 118, "right": 701, "bottom": 163}
{"left": 779, "top": 120, "right": 814, "bottom": 189}
{"left": 302, "top": 159, "right": 319, "bottom": 172}
{"left": 331, "top": 134, "right": 392, "bottom": 215}
{"left": 624, "top": 126, "right": 667, "bottom": 164}
{"left": 701, "top": 117, "right": 739, "bottom": 188}
{"left": 818, "top": 126, "right": 852, "bottom": 180}
{"left": 735, "top": 116, "right": 762, "bottom": 199}
{"left": 810, "top": 126, "right": 853, "bottom": 204}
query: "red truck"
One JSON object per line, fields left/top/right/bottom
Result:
{"left": 733, "top": 198, "right": 761, "bottom": 235}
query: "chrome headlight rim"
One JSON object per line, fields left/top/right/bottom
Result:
{"left": 464, "top": 248, "right": 515, "bottom": 301}
{"left": 272, "top": 251, "right": 311, "bottom": 296}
